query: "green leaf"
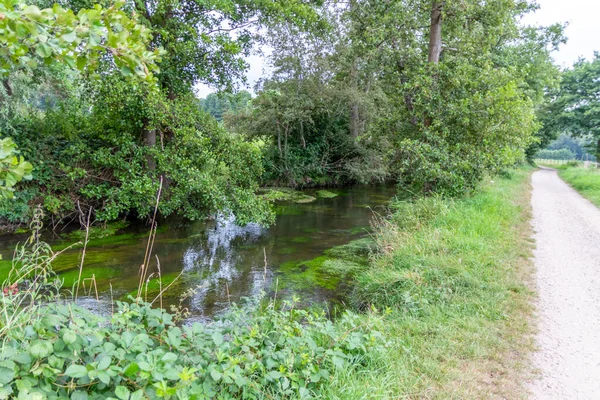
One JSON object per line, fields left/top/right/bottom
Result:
{"left": 130, "top": 390, "right": 144, "bottom": 400}
{"left": 63, "top": 330, "right": 77, "bottom": 344}
{"left": 22, "top": 5, "right": 41, "bottom": 19}
{"left": 210, "top": 370, "right": 222, "bottom": 381}
{"left": 115, "top": 385, "right": 130, "bottom": 400}
{"left": 0, "top": 367, "right": 15, "bottom": 385}
{"left": 71, "top": 391, "right": 89, "bottom": 400}
{"left": 76, "top": 56, "right": 88, "bottom": 71}
{"left": 97, "top": 355, "right": 111, "bottom": 371}
{"left": 123, "top": 362, "right": 139, "bottom": 377}
{"left": 161, "top": 352, "right": 177, "bottom": 363}
{"left": 211, "top": 332, "right": 223, "bottom": 346}
{"left": 28, "top": 340, "right": 53, "bottom": 359}
{"left": 64, "top": 364, "right": 88, "bottom": 378}
{"left": 61, "top": 30, "right": 78, "bottom": 43}
{"left": 35, "top": 43, "right": 52, "bottom": 59}
{"left": 98, "top": 370, "right": 110, "bottom": 385}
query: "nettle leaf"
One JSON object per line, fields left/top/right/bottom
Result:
{"left": 115, "top": 385, "right": 130, "bottom": 400}
{"left": 63, "top": 329, "right": 77, "bottom": 344}
{"left": 64, "top": 364, "right": 88, "bottom": 378}
{"left": 28, "top": 340, "right": 53, "bottom": 359}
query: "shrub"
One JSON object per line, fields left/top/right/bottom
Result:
{"left": 0, "top": 299, "right": 384, "bottom": 399}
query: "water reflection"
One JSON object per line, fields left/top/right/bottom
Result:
{"left": 0, "top": 185, "right": 396, "bottom": 319}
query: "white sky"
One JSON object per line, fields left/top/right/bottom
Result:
{"left": 524, "top": 0, "right": 599, "bottom": 67}
{"left": 197, "top": 0, "right": 598, "bottom": 97}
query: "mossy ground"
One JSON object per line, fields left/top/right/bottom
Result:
{"left": 315, "top": 190, "right": 339, "bottom": 199}
{"left": 259, "top": 188, "right": 316, "bottom": 204}
{"left": 276, "top": 238, "right": 376, "bottom": 293}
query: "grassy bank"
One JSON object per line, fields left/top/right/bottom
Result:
{"left": 553, "top": 164, "right": 600, "bottom": 207}
{"left": 326, "top": 167, "right": 536, "bottom": 398}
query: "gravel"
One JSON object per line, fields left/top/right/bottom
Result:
{"left": 529, "top": 167, "right": 600, "bottom": 399}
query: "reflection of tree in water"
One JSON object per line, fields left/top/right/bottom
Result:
{"left": 182, "top": 215, "right": 268, "bottom": 316}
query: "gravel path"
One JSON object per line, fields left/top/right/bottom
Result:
{"left": 529, "top": 168, "right": 600, "bottom": 399}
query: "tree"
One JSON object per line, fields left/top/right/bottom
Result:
{"left": 538, "top": 54, "right": 600, "bottom": 159}
{"left": 231, "top": 0, "right": 563, "bottom": 193}
{"left": 200, "top": 91, "right": 252, "bottom": 122}
{"left": 0, "top": 0, "right": 159, "bottom": 197}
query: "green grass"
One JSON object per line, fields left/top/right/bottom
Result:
{"left": 324, "top": 167, "right": 536, "bottom": 399}
{"left": 554, "top": 164, "right": 600, "bottom": 207}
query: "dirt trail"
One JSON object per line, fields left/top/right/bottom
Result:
{"left": 529, "top": 168, "right": 600, "bottom": 399}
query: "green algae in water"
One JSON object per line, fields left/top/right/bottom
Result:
{"left": 325, "top": 237, "right": 377, "bottom": 264}
{"left": 345, "top": 226, "right": 370, "bottom": 235}
{"left": 59, "top": 266, "right": 122, "bottom": 288}
{"left": 66, "top": 221, "right": 129, "bottom": 241}
{"left": 260, "top": 188, "right": 316, "bottom": 204}
{"left": 126, "top": 271, "right": 184, "bottom": 300}
{"left": 274, "top": 205, "right": 304, "bottom": 216}
{"left": 315, "top": 190, "right": 339, "bottom": 199}
{"left": 278, "top": 256, "right": 339, "bottom": 291}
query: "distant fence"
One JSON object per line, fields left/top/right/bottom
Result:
{"left": 535, "top": 159, "right": 599, "bottom": 168}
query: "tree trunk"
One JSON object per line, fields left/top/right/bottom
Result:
{"left": 427, "top": 2, "right": 443, "bottom": 64}
{"left": 349, "top": 63, "right": 361, "bottom": 139}
{"left": 424, "top": 2, "right": 443, "bottom": 128}
{"left": 2, "top": 79, "right": 12, "bottom": 96}
{"left": 300, "top": 120, "right": 306, "bottom": 149}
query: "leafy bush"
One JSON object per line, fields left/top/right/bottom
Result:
{"left": 0, "top": 299, "right": 384, "bottom": 399}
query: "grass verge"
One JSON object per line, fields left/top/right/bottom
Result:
{"left": 552, "top": 164, "right": 600, "bottom": 207}
{"left": 325, "top": 167, "right": 536, "bottom": 399}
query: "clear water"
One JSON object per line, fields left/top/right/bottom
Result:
{"left": 0, "top": 186, "right": 395, "bottom": 320}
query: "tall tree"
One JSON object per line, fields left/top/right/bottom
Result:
{"left": 538, "top": 54, "right": 600, "bottom": 159}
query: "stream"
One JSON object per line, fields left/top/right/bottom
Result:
{"left": 0, "top": 186, "right": 395, "bottom": 321}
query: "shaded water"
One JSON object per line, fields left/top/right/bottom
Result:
{"left": 0, "top": 186, "right": 395, "bottom": 320}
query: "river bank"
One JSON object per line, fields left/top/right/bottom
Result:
{"left": 324, "top": 167, "right": 536, "bottom": 398}
{"left": 0, "top": 168, "right": 536, "bottom": 398}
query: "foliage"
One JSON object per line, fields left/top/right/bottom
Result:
{"left": 12, "top": 80, "right": 274, "bottom": 225}
{"left": 0, "top": 0, "right": 160, "bottom": 200}
{"left": 535, "top": 148, "right": 576, "bottom": 160}
{"left": 0, "top": 0, "right": 160, "bottom": 79}
{"left": 0, "top": 138, "right": 32, "bottom": 198}
{"left": 546, "top": 133, "right": 596, "bottom": 160}
{"left": 0, "top": 0, "right": 327, "bottom": 231}
{"left": 0, "top": 219, "right": 385, "bottom": 399}
{"left": 537, "top": 53, "right": 600, "bottom": 159}
{"left": 0, "top": 299, "right": 385, "bottom": 399}
{"left": 229, "top": 0, "right": 562, "bottom": 194}
{"left": 200, "top": 91, "right": 252, "bottom": 122}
